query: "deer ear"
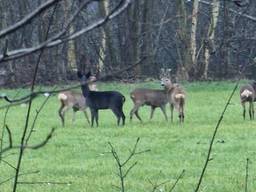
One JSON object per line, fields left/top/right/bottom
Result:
{"left": 77, "top": 71, "right": 83, "bottom": 78}
{"left": 86, "top": 71, "right": 91, "bottom": 79}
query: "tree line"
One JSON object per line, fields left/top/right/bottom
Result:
{"left": 0, "top": 0, "right": 256, "bottom": 87}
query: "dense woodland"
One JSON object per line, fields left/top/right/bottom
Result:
{"left": 1, "top": 1, "right": 256, "bottom": 192}
{"left": 0, "top": 0, "right": 256, "bottom": 86}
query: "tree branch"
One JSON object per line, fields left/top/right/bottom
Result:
{"left": 0, "top": 0, "right": 62, "bottom": 39}
{"left": 0, "top": 0, "right": 132, "bottom": 63}
{"left": 2, "top": 56, "right": 146, "bottom": 106}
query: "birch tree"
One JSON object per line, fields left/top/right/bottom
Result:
{"left": 203, "top": 0, "right": 220, "bottom": 79}
{"left": 190, "top": 0, "right": 199, "bottom": 68}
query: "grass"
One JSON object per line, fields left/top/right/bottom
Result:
{"left": 1, "top": 80, "right": 256, "bottom": 192}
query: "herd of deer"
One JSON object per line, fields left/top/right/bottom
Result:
{"left": 58, "top": 69, "right": 185, "bottom": 127}
{"left": 57, "top": 68, "right": 256, "bottom": 127}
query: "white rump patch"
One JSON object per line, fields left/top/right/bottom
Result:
{"left": 58, "top": 93, "right": 68, "bottom": 100}
{"left": 241, "top": 90, "right": 252, "bottom": 98}
{"left": 175, "top": 94, "right": 185, "bottom": 99}
{"left": 44, "top": 92, "right": 50, "bottom": 97}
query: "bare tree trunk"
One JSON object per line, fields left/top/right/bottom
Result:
{"left": 98, "top": 0, "right": 107, "bottom": 73}
{"left": 64, "top": 1, "right": 76, "bottom": 69}
{"left": 98, "top": 1, "right": 118, "bottom": 74}
{"left": 140, "top": 0, "right": 154, "bottom": 77}
{"left": 190, "top": 0, "right": 199, "bottom": 68}
{"left": 203, "top": 0, "right": 220, "bottom": 79}
{"left": 115, "top": 0, "right": 141, "bottom": 79}
{"left": 176, "top": 0, "right": 192, "bottom": 80}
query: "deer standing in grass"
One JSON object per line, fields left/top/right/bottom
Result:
{"left": 58, "top": 75, "right": 98, "bottom": 127}
{"left": 130, "top": 69, "right": 173, "bottom": 122}
{"left": 160, "top": 69, "right": 186, "bottom": 123}
{"left": 240, "top": 81, "right": 256, "bottom": 120}
{"left": 77, "top": 71, "right": 125, "bottom": 127}
{"left": 129, "top": 88, "right": 168, "bottom": 122}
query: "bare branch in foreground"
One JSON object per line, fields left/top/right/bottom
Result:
{"left": 194, "top": 64, "right": 248, "bottom": 192}
{"left": 0, "top": 170, "right": 39, "bottom": 186}
{"left": 10, "top": 4, "right": 59, "bottom": 191}
{"left": 0, "top": 128, "right": 55, "bottom": 155}
{"left": 169, "top": 169, "right": 185, "bottom": 192}
{"left": 1, "top": 56, "right": 146, "bottom": 107}
{"left": 5, "top": 125, "right": 13, "bottom": 149}
{"left": 17, "top": 181, "right": 71, "bottom": 185}
{"left": 0, "top": 0, "right": 62, "bottom": 39}
{"left": 197, "top": 0, "right": 256, "bottom": 22}
{"left": 245, "top": 158, "right": 249, "bottom": 192}
{"left": 108, "top": 138, "right": 150, "bottom": 192}
{"left": 0, "top": 0, "right": 132, "bottom": 63}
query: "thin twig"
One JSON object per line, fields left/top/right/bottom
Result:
{"left": 108, "top": 137, "right": 150, "bottom": 192}
{"left": 169, "top": 169, "right": 185, "bottom": 192}
{"left": 1, "top": 159, "right": 17, "bottom": 170}
{"left": 5, "top": 125, "right": 12, "bottom": 149}
{"left": 1, "top": 88, "right": 24, "bottom": 160}
{"left": 17, "top": 181, "right": 71, "bottom": 185}
{"left": 194, "top": 64, "right": 248, "bottom": 191}
{"left": 0, "top": 0, "right": 132, "bottom": 62}
{"left": 2, "top": 56, "right": 146, "bottom": 106}
{"left": 25, "top": 87, "right": 56, "bottom": 144}
{"left": 245, "top": 158, "right": 249, "bottom": 192}
{"left": 11, "top": 4, "right": 58, "bottom": 191}
{"left": 0, "top": 128, "right": 55, "bottom": 155}
{"left": 0, "top": 170, "right": 39, "bottom": 186}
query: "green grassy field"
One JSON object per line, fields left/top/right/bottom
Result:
{"left": 1, "top": 81, "right": 256, "bottom": 192}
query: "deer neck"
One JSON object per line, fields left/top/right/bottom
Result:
{"left": 165, "top": 85, "right": 175, "bottom": 94}
{"left": 81, "top": 82, "right": 90, "bottom": 97}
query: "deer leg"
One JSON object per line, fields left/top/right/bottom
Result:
{"left": 118, "top": 105, "right": 125, "bottom": 126}
{"left": 95, "top": 110, "right": 99, "bottom": 127}
{"left": 58, "top": 104, "right": 65, "bottom": 127}
{"left": 249, "top": 101, "right": 255, "bottom": 120}
{"left": 130, "top": 105, "right": 137, "bottom": 121}
{"left": 160, "top": 105, "right": 168, "bottom": 121}
{"left": 83, "top": 110, "right": 91, "bottom": 125}
{"left": 170, "top": 104, "right": 174, "bottom": 123}
{"left": 111, "top": 107, "right": 121, "bottom": 126}
{"left": 252, "top": 102, "right": 255, "bottom": 120}
{"left": 150, "top": 106, "right": 156, "bottom": 120}
{"left": 90, "top": 108, "right": 95, "bottom": 127}
{"left": 181, "top": 111, "right": 185, "bottom": 123}
{"left": 72, "top": 110, "right": 76, "bottom": 124}
{"left": 242, "top": 102, "right": 246, "bottom": 120}
{"left": 134, "top": 110, "right": 143, "bottom": 122}
{"left": 121, "top": 110, "right": 125, "bottom": 126}
{"left": 179, "top": 105, "right": 184, "bottom": 123}
{"left": 130, "top": 104, "right": 142, "bottom": 122}
{"left": 249, "top": 102, "right": 251, "bottom": 120}
{"left": 58, "top": 104, "right": 69, "bottom": 127}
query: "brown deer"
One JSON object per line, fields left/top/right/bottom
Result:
{"left": 129, "top": 88, "right": 168, "bottom": 122}
{"left": 129, "top": 68, "right": 171, "bottom": 122}
{"left": 240, "top": 81, "right": 256, "bottom": 120}
{"left": 58, "top": 75, "right": 98, "bottom": 127}
{"left": 160, "top": 69, "right": 186, "bottom": 123}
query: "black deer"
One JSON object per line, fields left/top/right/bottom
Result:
{"left": 77, "top": 71, "right": 125, "bottom": 127}
{"left": 58, "top": 75, "right": 98, "bottom": 127}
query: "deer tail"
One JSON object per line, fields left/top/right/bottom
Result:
{"left": 175, "top": 94, "right": 185, "bottom": 107}
{"left": 58, "top": 93, "right": 68, "bottom": 101}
